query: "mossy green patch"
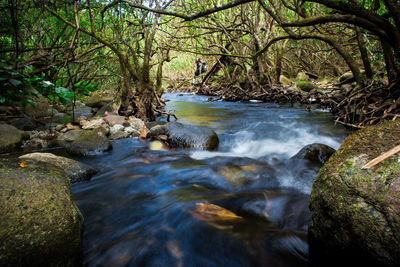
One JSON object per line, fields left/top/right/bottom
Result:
{"left": 0, "top": 158, "right": 83, "bottom": 266}
{"left": 309, "top": 120, "right": 400, "bottom": 266}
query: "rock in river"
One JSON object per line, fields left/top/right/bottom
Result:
{"left": 58, "top": 129, "right": 112, "bottom": 156}
{"left": 291, "top": 143, "right": 336, "bottom": 165}
{"left": 0, "top": 158, "right": 83, "bottom": 266}
{"left": 165, "top": 122, "right": 219, "bottom": 150}
{"left": 19, "top": 152, "right": 98, "bottom": 183}
{"left": 309, "top": 120, "right": 400, "bottom": 267}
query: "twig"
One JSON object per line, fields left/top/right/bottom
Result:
{"left": 362, "top": 144, "right": 400, "bottom": 169}
{"left": 154, "top": 109, "right": 178, "bottom": 122}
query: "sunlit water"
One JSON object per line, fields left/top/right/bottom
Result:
{"left": 72, "top": 93, "right": 350, "bottom": 266}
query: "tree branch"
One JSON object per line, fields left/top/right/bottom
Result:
{"left": 121, "top": 0, "right": 254, "bottom": 21}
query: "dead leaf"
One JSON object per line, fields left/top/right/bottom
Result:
{"left": 191, "top": 203, "right": 244, "bottom": 223}
{"left": 139, "top": 124, "right": 147, "bottom": 139}
{"left": 19, "top": 161, "right": 27, "bottom": 168}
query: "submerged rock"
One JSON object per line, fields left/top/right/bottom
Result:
{"left": 292, "top": 143, "right": 336, "bottom": 165}
{"left": 165, "top": 122, "right": 219, "bottom": 150}
{"left": 19, "top": 152, "right": 98, "bottom": 183}
{"left": 309, "top": 120, "right": 400, "bottom": 266}
{"left": 0, "top": 158, "right": 83, "bottom": 266}
{"left": 0, "top": 124, "right": 22, "bottom": 153}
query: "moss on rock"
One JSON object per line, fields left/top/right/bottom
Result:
{"left": 296, "top": 80, "right": 315, "bottom": 92}
{"left": 309, "top": 120, "right": 400, "bottom": 266}
{"left": 0, "top": 158, "right": 83, "bottom": 266}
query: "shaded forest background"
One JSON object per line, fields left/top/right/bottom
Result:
{"left": 1, "top": 0, "right": 399, "bottom": 127}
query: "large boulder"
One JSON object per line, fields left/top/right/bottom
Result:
{"left": 0, "top": 124, "right": 22, "bottom": 153}
{"left": 58, "top": 130, "right": 112, "bottom": 156}
{"left": 309, "top": 120, "right": 400, "bottom": 266}
{"left": 0, "top": 158, "right": 83, "bottom": 266}
{"left": 19, "top": 152, "right": 98, "bottom": 183}
{"left": 165, "top": 122, "right": 219, "bottom": 150}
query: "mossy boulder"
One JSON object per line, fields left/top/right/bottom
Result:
{"left": 64, "top": 130, "right": 112, "bottom": 156}
{"left": 0, "top": 158, "right": 83, "bottom": 266}
{"left": 296, "top": 80, "right": 314, "bottom": 92}
{"left": 19, "top": 152, "right": 98, "bottom": 183}
{"left": 165, "top": 122, "right": 219, "bottom": 150}
{"left": 57, "top": 130, "right": 112, "bottom": 156}
{"left": 309, "top": 120, "right": 400, "bottom": 267}
{"left": 0, "top": 124, "right": 22, "bottom": 154}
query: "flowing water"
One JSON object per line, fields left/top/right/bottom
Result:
{"left": 72, "top": 93, "right": 350, "bottom": 266}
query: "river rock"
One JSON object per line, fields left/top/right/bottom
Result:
{"left": 165, "top": 122, "right": 219, "bottom": 150}
{"left": 309, "top": 120, "right": 400, "bottom": 266}
{"left": 110, "top": 124, "right": 124, "bottom": 135}
{"left": 0, "top": 158, "right": 83, "bottom": 266}
{"left": 70, "top": 101, "right": 93, "bottom": 118}
{"left": 104, "top": 114, "right": 126, "bottom": 127}
{"left": 126, "top": 116, "right": 145, "bottom": 132}
{"left": 19, "top": 152, "right": 98, "bottom": 183}
{"left": 0, "top": 124, "right": 22, "bottom": 153}
{"left": 148, "top": 124, "right": 167, "bottom": 137}
{"left": 80, "top": 118, "right": 104, "bottom": 130}
{"left": 58, "top": 130, "right": 112, "bottom": 156}
{"left": 57, "top": 129, "right": 85, "bottom": 147}
{"left": 291, "top": 143, "right": 336, "bottom": 165}
{"left": 68, "top": 130, "right": 112, "bottom": 156}
{"left": 95, "top": 103, "right": 113, "bottom": 117}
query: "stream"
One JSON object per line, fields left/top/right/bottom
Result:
{"left": 72, "top": 93, "right": 350, "bottom": 266}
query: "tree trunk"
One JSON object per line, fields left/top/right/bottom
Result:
{"left": 355, "top": 27, "right": 373, "bottom": 79}
{"left": 275, "top": 48, "right": 282, "bottom": 84}
{"left": 381, "top": 39, "right": 397, "bottom": 84}
{"left": 135, "top": 81, "right": 155, "bottom": 122}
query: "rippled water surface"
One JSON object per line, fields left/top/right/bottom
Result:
{"left": 72, "top": 93, "right": 350, "bottom": 266}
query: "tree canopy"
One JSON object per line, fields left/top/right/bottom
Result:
{"left": 1, "top": 0, "right": 399, "bottom": 125}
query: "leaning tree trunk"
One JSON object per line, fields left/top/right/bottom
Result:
{"left": 355, "top": 27, "right": 373, "bottom": 79}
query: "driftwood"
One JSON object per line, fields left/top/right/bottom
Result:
{"left": 154, "top": 109, "right": 178, "bottom": 122}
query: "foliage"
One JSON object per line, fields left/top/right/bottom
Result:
{"left": 0, "top": 60, "right": 39, "bottom": 107}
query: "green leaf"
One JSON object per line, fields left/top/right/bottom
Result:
{"left": 21, "top": 99, "right": 35, "bottom": 107}
{"left": 42, "top": 80, "right": 54, "bottom": 87}
{"left": 0, "top": 97, "right": 5, "bottom": 103}
{"left": 9, "top": 79, "right": 22, "bottom": 87}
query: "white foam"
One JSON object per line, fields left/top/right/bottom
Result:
{"left": 191, "top": 121, "right": 341, "bottom": 161}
